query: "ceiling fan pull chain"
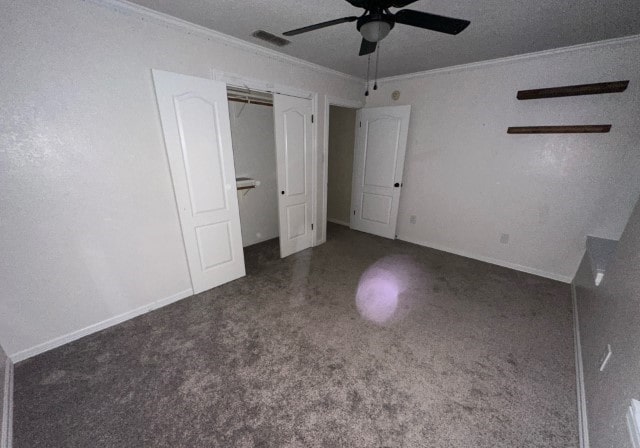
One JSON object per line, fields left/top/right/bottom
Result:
{"left": 373, "top": 42, "right": 380, "bottom": 91}
{"left": 365, "top": 53, "right": 371, "bottom": 96}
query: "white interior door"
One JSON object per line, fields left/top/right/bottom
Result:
{"left": 152, "top": 69, "right": 245, "bottom": 294}
{"left": 350, "top": 105, "right": 411, "bottom": 239}
{"left": 274, "top": 94, "right": 314, "bottom": 258}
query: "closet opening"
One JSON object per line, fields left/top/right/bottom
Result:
{"left": 326, "top": 105, "right": 357, "bottom": 234}
{"left": 227, "top": 87, "right": 280, "bottom": 256}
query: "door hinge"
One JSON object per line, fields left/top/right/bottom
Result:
{"left": 311, "top": 114, "right": 314, "bottom": 123}
{"left": 359, "top": 121, "right": 362, "bottom": 128}
{"left": 311, "top": 223, "right": 314, "bottom": 230}
{"left": 353, "top": 210, "right": 356, "bottom": 215}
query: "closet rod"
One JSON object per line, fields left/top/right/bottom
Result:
{"left": 228, "top": 97, "right": 273, "bottom": 107}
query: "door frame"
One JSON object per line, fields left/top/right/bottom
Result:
{"left": 211, "top": 69, "right": 320, "bottom": 246}
{"left": 320, "top": 95, "right": 365, "bottom": 244}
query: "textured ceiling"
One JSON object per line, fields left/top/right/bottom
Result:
{"left": 128, "top": 0, "right": 640, "bottom": 78}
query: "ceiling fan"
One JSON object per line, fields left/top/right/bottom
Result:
{"left": 283, "top": 0, "right": 471, "bottom": 56}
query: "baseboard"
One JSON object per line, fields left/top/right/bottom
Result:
{"left": 9, "top": 289, "right": 193, "bottom": 363}
{"left": 398, "top": 236, "right": 572, "bottom": 283}
{"left": 1, "top": 357, "right": 13, "bottom": 448}
{"left": 572, "top": 283, "right": 589, "bottom": 448}
{"left": 327, "top": 218, "right": 351, "bottom": 228}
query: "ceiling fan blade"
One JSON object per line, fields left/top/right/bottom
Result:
{"left": 359, "top": 38, "right": 377, "bottom": 56}
{"left": 344, "top": 0, "right": 366, "bottom": 7}
{"left": 394, "top": 9, "right": 470, "bottom": 35}
{"left": 390, "top": 0, "right": 420, "bottom": 7}
{"left": 283, "top": 16, "right": 358, "bottom": 36}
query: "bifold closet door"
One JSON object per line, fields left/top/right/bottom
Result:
{"left": 152, "top": 69, "right": 245, "bottom": 294}
{"left": 350, "top": 105, "right": 411, "bottom": 239}
{"left": 273, "top": 94, "right": 314, "bottom": 258}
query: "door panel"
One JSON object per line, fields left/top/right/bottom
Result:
{"left": 153, "top": 69, "right": 245, "bottom": 294}
{"left": 284, "top": 110, "right": 307, "bottom": 196}
{"left": 363, "top": 117, "right": 401, "bottom": 188}
{"left": 351, "top": 106, "right": 411, "bottom": 239}
{"left": 274, "top": 94, "right": 313, "bottom": 258}
{"left": 195, "top": 223, "right": 233, "bottom": 269}
{"left": 362, "top": 193, "right": 393, "bottom": 224}
{"left": 287, "top": 203, "right": 307, "bottom": 239}
{"left": 175, "top": 94, "right": 228, "bottom": 214}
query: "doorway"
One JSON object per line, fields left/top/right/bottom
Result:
{"left": 226, "top": 87, "right": 314, "bottom": 258}
{"left": 153, "top": 69, "right": 316, "bottom": 294}
{"left": 327, "top": 106, "right": 357, "bottom": 229}
{"left": 227, "top": 89, "right": 279, "bottom": 249}
{"left": 350, "top": 105, "right": 411, "bottom": 239}
{"left": 323, "top": 102, "right": 412, "bottom": 241}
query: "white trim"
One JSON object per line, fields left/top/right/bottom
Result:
{"left": 1, "top": 357, "right": 13, "bottom": 448}
{"left": 327, "top": 218, "right": 351, "bottom": 228}
{"left": 378, "top": 34, "right": 640, "bottom": 84}
{"left": 572, "top": 283, "right": 590, "bottom": 448}
{"left": 86, "top": 0, "right": 360, "bottom": 83}
{"left": 321, "top": 95, "right": 364, "bottom": 244}
{"left": 85, "top": 0, "right": 640, "bottom": 89}
{"left": 311, "top": 93, "right": 320, "bottom": 247}
{"left": 212, "top": 70, "right": 314, "bottom": 101}
{"left": 399, "top": 235, "right": 572, "bottom": 283}
{"left": 9, "top": 289, "right": 193, "bottom": 363}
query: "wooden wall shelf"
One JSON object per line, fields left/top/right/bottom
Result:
{"left": 507, "top": 125, "right": 612, "bottom": 134}
{"left": 517, "top": 81, "right": 629, "bottom": 100}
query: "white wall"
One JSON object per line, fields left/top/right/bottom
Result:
{"left": 0, "top": 0, "right": 363, "bottom": 359}
{"left": 327, "top": 106, "right": 356, "bottom": 225}
{"left": 229, "top": 101, "right": 279, "bottom": 247}
{"left": 574, "top": 197, "right": 640, "bottom": 447}
{"left": 366, "top": 37, "right": 640, "bottom": 281}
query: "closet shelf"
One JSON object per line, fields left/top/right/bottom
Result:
{"left": 236, "top": 177, "right": 260, "bottom": 190}
{"left": 507, "top": 125, "right": 611, "bottom": 134}
{"left": 516, "top": 81, "right": 629, "bottom": 100}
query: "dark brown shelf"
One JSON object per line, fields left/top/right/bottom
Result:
{"left": 517, "top": 81, "right": 629, "bottom": 100}
{"left": 507, "top": 125, "right": 612, "bottom": 134}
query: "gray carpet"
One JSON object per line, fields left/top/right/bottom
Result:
{"left": 14, "top": 224, "right": 578, "bottom": 447}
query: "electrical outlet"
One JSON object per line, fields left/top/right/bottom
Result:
{"left": 500, "top": 233, "right": 509, "bottom": 244}
{"left": 599, "top": 344, "right": 612, "bottom": 371}
{"left": 409, "top": 215, "right": 417, "bottom": 224}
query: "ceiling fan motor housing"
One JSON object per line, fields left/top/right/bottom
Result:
{"left": 357, "top": 13, "right": 395, "bottom": 42}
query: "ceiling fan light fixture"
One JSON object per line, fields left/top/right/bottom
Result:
{"left": 359, "top": 20, "right": 392, "bottom": 42}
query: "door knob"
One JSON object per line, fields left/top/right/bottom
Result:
{"left": 281, "top": 191, "right": 285, "bottom": 195}
{"left": 394, "top": 183, "right": 400, "bottom": 187}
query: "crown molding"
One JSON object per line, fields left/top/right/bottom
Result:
{"left": 80, "top": 0, "right": 640, "bottom": 88}
{"left": 83, "top": 0, "right": 363, "bottom": 83}
{"left": 378, "top": 33, "right": 640, "bottom": 84}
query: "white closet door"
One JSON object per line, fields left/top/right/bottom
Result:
{"left": 351, "top": 105, "right": 411, "bottom": 239}
{"left": 152, "top": 69, "right": 245, "bottom": 294}
{"left": 274, "top": 94, "right": 314, "bottom": 258}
